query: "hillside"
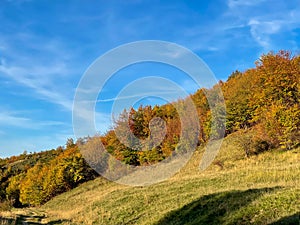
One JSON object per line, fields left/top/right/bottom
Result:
{"left": 1, "top": 133, "right": 299, "bottom": 224}
{"left": 0, "top": 50, "right": 299, "bottom": 224}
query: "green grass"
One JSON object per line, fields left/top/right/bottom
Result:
{"left": 1, "top": 133, "right": 299, "bottom": 224}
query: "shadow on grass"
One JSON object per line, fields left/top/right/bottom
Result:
{"left": 269, "top": 212, "right": 300, "bottom": 225}
{"left": 155, "top": 187, "right": 281, "bottom": 225}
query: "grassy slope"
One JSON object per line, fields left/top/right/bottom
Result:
{"left": 2, "top": 133, "right": 300, "bottom": 224}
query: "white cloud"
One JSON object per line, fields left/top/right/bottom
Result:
{"left": 0, "top": 63, "right": 73, "bottom": 110}
{"left": 224, "top": 0, "right": 300, "bottom": 50}
{"left": 97, "top": 90, "right": 179, "bottom": 103}
{"left": 248, "top": 16, "right": 300, "bottom": 50}
{"left": 227, "top": 0, "right": 267, "bottom": 8}
{"left": 248, "top": 19, "right": 282, "bottom": 49}
{"left": 0, "top": 110, "right": 65, "bottom": 129}
{"left": 0, "top": 31, "right": 78, "bottom": 111}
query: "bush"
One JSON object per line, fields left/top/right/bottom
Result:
{"left": 0, "top": 201, "right": 12, "bottom": 212}
{"left": 238, "top": 131, "right": 271, "bottom": 157}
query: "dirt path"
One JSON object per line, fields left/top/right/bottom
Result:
{"left": 0, "top": 209, "right": 68, "bottom": 225}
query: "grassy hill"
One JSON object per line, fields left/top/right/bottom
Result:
{"left": 0, "top": 51, "right": 299, "bottom": 224}
{"left": 2, "top": 133, "right": 299, "bottom": 224}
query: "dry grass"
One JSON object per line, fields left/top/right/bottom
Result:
{"left": 1, "top": 133, "right": 299, "bottom": 224}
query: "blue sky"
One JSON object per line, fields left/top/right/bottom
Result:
{"left": 0, "top": 0, "right": 299, "bottom": 157}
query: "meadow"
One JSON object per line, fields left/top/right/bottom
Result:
{"left": 1, "top": 132, "right": 299, "bottom": 224}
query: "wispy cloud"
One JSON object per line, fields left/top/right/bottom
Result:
{"left": 227, "top": 0, "right": 267, "bottom": 8}
{"left": 0, "top": 32, "right": 77, "bottom": 111}
{"left": 248, "top": 19, "right": 281, "bottom": 49}
{"left": 97, "top": 90, "right": 179, "bottom": 103}
{"left": 0, "top": 111, "right": 31, "bottom": 128}
{"left": 225, "top": 0, "right": 300, "bottom": 51}
{"left": 0, "top": 110, "right": 65, "bottom": 129}
{"left": 0, "top": 0, "right": 299, "bottom": 157}
{"left": 0, "top": 62, "right": 73, "bottom": 110}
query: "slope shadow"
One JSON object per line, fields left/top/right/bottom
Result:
{"left": 269, "top": 212, "right": 300, "bottom": 225}
{"left": 155, "top": 187, "right": 280, "bottom": 225}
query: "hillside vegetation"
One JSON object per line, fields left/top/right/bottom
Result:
{"left": 1, "top": 134, "right": 299, "bottom": 224}
{"left": 39, "top": 138, "right": 300, "bottom": 224}
{"left": 0, "top": 50, "right": 299, "bottom": 224}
